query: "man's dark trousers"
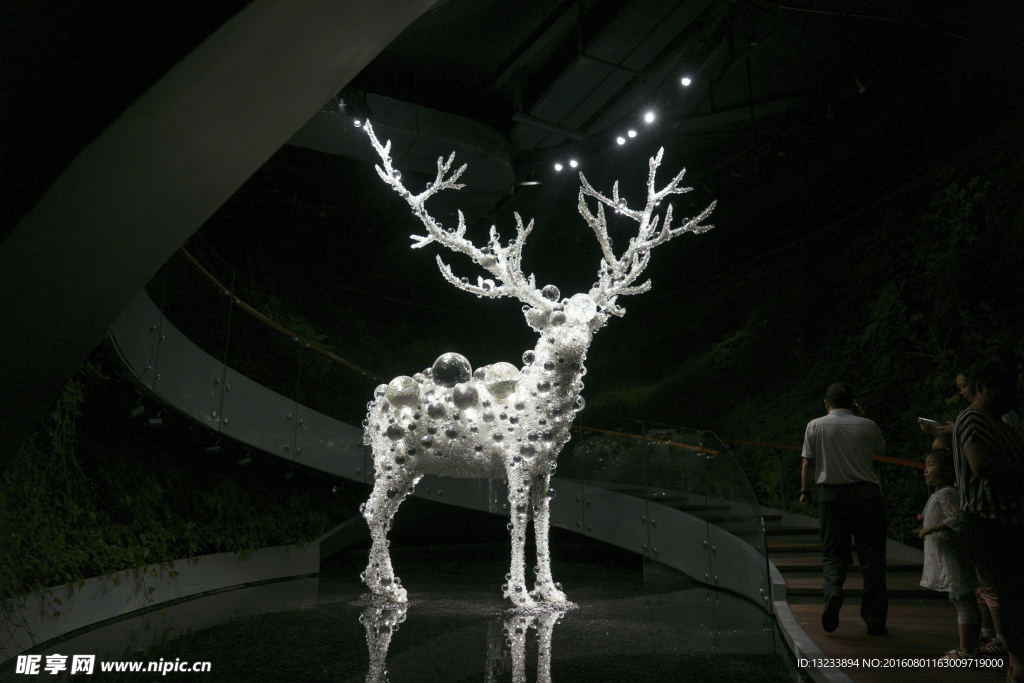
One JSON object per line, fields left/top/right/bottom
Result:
{"left": 818, "top": 481, "right": 888, "bottom": 630}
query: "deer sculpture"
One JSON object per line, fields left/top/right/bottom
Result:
{"left": 360, "top": 121, "right": 715, "bottom": 608}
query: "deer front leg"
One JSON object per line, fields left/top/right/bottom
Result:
{"left": 504, "top": 466, "right": 536, "bottom": 607}
{"left": 362, "top": 470, "right": 416, "bottom": 603}
{"left": 531, "top": 475, "right": 567, "bottom": 603}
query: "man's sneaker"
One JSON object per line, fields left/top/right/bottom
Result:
{"left": 822, "top": 593, "right": 842, "bottom": 633}
{"left": 978, "top": 636, "right": 1007, "bottom": 657}
{"left": 941, "top": 647, "right": 977, "bottom": 660}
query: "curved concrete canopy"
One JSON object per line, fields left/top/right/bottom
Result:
{"left": 0, "top": 0, "right": 438, "bottom": 463}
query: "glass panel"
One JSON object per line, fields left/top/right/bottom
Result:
{"left": 572, "top": 427, "right": 647, "bottom": 495}
{"left": 224, "top": 301, "right": 300, "bottom": 401}
{"left": 296, "top": 342, "right": 374, "bottom": 426}
{"left": 645, "top": 427, "right": 708, "bottom": 517}
{"left": 153, "top": 251, "right": 232, "bottom": 362}
{"left": 701, "top": 431, "right": 767, "bottom": 559}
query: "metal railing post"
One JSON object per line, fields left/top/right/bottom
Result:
{"left": 776, "top": 448, "right": 785, "bottom": 507}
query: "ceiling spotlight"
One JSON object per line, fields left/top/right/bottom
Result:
{"left": 616, "top": 136, "right": 626, "bottom": 145}
{"left": 569, "top": 159, "right": 579, "bottom": 168}
{"left": 554, "top": 163, "right": 563, "bottom": 172}
{"left": 627, "top": 129, "right": 637, "bottom": 138}
{"left": 353, "top": 119, "right": 363, "bottom": 128}
{"left": 643, "top": 111, "right": 655, "bottom": 124}
{"left": 854, "top": 77, "right": 866, "bottom": 94}
{"left": 681, "top": 77, "right": 692, "bottom": 87}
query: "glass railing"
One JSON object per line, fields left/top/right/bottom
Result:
{"left": 561, "top": 425, "right": 771, "bottom": 610}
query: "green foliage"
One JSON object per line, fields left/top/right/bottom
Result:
{"left": 0, "top": 357, "right": 359, "bottom": 601}
{"left": 607, "top": 128, "right": 1024, "bottom": 542}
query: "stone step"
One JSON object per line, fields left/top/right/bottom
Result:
{"left": 773, "top": 553, "right": 922, "bottom": 573}
{"left": 768, "top": 540, "right": 824, "bottom": 553}
{"left": 763, "top": 525, "right": 821, "bottom": 536}
{"left": 784, "top": 573, "right": 941, "bottom": 599}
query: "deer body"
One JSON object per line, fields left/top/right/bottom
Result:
{"left": 359, "top": 122, "right": 714, "bottom": 607}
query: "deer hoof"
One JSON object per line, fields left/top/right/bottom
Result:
{"left": 366, "top": 576, "right": 408, "bottom": 603}
{"left": 377, "top": 583, "right": 408, "bottom": 603}
{"left": 505, "top": 585, "right": 537, "bottom": 608}
{"left": 536, "top": 582, "right": 567, "bottom": 603}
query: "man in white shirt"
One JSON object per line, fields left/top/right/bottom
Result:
{"left": 800, "top": 383, "right": 888, "bottom": 636}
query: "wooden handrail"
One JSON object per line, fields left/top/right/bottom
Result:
{"left": 721, "top": 437, "right": 924, "bottom": 470}
{"left": 177, "top": 247, "right": 386, "bottom": 381}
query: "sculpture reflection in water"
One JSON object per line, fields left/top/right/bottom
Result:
{"left": 359, "top": 122, "right": 715, "bottom": 607}
{"left": 360, "top": 603, "right": 567, "bottom": 683}
{"left": 360, "top": 602, "right": 408, "bottom": 683}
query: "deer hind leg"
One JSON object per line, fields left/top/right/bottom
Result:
{"left": 531, "top": 474, "right": 567, "bottom": 603}
{"left": 503, "top": 465, "right": 537, "bottom": 607}
{"left": 362, "top": 467, "right": 417, "bottom": 603}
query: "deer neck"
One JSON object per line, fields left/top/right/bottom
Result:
{"left": 521, "top": 330, "right": 590, "bottom": 424}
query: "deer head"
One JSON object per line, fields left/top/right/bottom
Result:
{"left": 363, "top": 122, "right": 715, "bottom": 349}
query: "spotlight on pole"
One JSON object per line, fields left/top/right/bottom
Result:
{"left": 130, "top": 405, "right": 145, "bottom": 419}
{"left": 554, "top": 162, "right": 563, "bottom": 172}
{"left": 569, "top": 159, "right": 579, "bottom": 168}
{"left": 643, "top": 111, "right": 655, "bottom": 124}
{"left": 627, "top": 129, "right": 637, "bottom": 138}
{"left": 616, "top": 136, "right": 626, "bottom": 145}
{"left": 681, "top": 76, "right": 692, "bottom": 87}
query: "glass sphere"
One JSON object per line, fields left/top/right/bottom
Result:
{"left": 565, "top": 293, "right": 597, "bottom": 323}
{"left": 484, "top": 362, "right": 521, "bottom": 400}
{"left": 432, "top": 352, "right": 472, "bottom": 387}
{"left": 452, "top": 383, "right": 479, "bottom": 409}
{"left": 386, "top": 376, "right": 419, "bottom": 408}
{"left": 522, "top": 350, "right": 536, "bottom": 365}
{"left": 542, "top": 285, "right": 560, "bottom": 301}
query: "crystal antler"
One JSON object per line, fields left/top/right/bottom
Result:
{"left": 578, "top": 147, "right": 716, "bottom": 319}
{"left": 364, "top": 122, "right": 546, "bottom": 309}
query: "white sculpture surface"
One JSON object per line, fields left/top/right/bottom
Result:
{"left": 360, "top": 121, "right": 715, "bottom": 607}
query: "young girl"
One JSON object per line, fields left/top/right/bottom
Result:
{"left": 918, "top": 448, "right": 981, "bottom": 658}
